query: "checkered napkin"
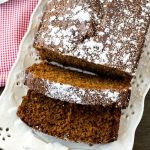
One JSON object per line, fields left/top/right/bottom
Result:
{"left": 0, "top": 0, "right": 38, "bottom": 87}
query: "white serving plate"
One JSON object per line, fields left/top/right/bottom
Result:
{"left": 0, "top": 0, "right": 150, "bottom": 150}
{"left": 0, "top": 0, "right": 8, "bottom": 4}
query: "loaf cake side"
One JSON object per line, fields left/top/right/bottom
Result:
{"left": 24, "top": 62, "right": 131, "bottom": 108}
{"left": 34, "top": 0, "right": 150, "bottom": 77}
{"left": 17, "top": 90, "right": 121, "bottom": 145}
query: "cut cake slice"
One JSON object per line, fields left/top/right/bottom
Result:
{"left": 17, "top": 90, "right": 121, "bottom": 144}
{"left": 24, "top": 62, "right": 131, "bottom": 108}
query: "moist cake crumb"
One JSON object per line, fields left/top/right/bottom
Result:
{"left": 17, "top": 90, "right": 121, "bottom": 144}
{"left": 25, "top": 62, "right": 131, "bottom": 108}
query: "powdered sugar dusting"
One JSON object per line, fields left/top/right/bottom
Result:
{"left": 36, "top": 0, "right": 150, "bottom": 75}
{"left": 45, "top": 25, "right": 77, "bottom": 50}
{"left": 44, "top": 81, "right": 84, "bottom": 104}
{"left": 71, "top": 5, "right": 91, "bottom": 22}
{"left": 44, "top": 80, "right": 122, "bottom": 105}
{"left": 72, "top": 38, "right": 108, "bottom": 64}
{"left": 41, "top": 1, "right": 98, "bottom": 52}
{"left": 96, "top": 0, "right": 150, "bottom": 74}
{"left": 102, "top": 90, "right": 119, "bottom": 102}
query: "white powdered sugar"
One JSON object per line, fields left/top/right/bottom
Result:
{"left": 70, "top": 5, "right": 91, "bottom": 22}
{"left": 44, "top": 25, "right": 77, "bottom": 50}
{"left": 102, "top": 90, "right": 120, "bottom": 102}
{"left": 38, "top": 0, "right": 150, "bottom": 75}
{"left": 44, "top": 80, "right": 120, "bottom": 104}
{"left": 43, "top": 2, "right": 98, "bottom": 51}
{"left": 88, "top": 89, "right": 120, "bottom": 102}
{"left": 74, "top": 38, "right": 108, "bottom": 64}
{"left": 123, "top": 53, "right": 130, "bottom": 64}
{"left": 44, "top": 81, "right": 85, "bottom": 104}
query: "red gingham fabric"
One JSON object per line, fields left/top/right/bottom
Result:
{"left": 0, "top": 0, "right": 38, "bottom": 87}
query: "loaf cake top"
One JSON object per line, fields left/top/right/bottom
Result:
{"left": 25, "top": 62, "right": 131, "bottom": 108}
{"left": 34, "top": 0, "right": 150, "bottom": 76}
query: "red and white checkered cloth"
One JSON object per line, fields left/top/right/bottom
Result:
{"left": 0, "top": 0, "right": 38, "bottom": 87}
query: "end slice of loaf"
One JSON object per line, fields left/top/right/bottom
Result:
{"left": 25, "top": 62, "right": 131, "bottom": 108}
{"left": 17, "top": 90, "right": 121, "bottom": 144}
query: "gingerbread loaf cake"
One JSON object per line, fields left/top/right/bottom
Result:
{"left": 17, "top": 90, "right": 121, "bottom": 144}
{"left": 24, "top": 62, "right": 131, "bottom": 108}
{"left": 34, "top": 0, "right": 150, "bottom": 77}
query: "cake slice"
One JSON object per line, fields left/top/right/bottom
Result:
{"left": 24, "top": 62, "right": 131, "bottom": 108}
{"left": 17, "top": 90, "right": 121, "bottom": 144}
{"left": 34, "top": 0, "right": 150, "bottom": 77}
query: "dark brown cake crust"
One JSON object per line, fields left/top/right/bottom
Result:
{"left": 25, "top": 62, "right": 131, "bottom": 108}
{"left": 17, "top": 90, "right": 121, "bottom": 144}
{"left": 34, "top": 0, "right": 150, "bottom": 77}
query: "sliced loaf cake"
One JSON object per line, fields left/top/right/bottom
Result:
{"left": 17, "top": 62, "right": 131, "bottom": 144}
{"left": 34, "top": 0, "right": 150, "bottom": 77}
